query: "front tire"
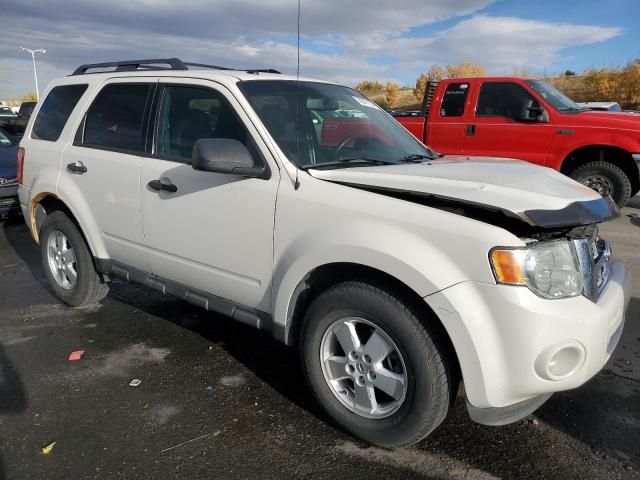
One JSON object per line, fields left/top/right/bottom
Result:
{"left": 570, "top": 161, "right": 632, "bottom": 207}
{"left": 40, "top": 211, "right": 109, "bottom": 306}
{"left": 300, "top": 280, "right": 456, "bottom": 447}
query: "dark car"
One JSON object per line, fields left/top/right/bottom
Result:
{"left": 0, "top": 127, "right": 20, "bottom": 218}
{"left": 17, "top": 101, "right": 36, "bottom": 119}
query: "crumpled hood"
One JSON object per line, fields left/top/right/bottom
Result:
{"left": 308, "top": 156, "right": 618, "bottom": 228}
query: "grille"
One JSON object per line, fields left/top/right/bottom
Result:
{"left": 572, "top": 231, "right": 611, "bottom": 302}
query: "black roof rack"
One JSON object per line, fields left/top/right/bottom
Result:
{"left": 71, "top": 58, "right": 281, "bottom": 76}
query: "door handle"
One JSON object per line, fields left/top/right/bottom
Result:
{"left": 466, "top": 124, "right": 476, "bottom": 136}
{"left": 67, "top": 162, "right": 87, "bottom": 174}
{"left": 148, "top": 179, "right": 178, "bottom": 193}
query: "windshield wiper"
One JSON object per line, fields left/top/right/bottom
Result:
{"left": 398, "top": 154, "right": 432, "bottom": 163}
{"left": 300, "top": 157, "right": 397, "bottom": 169}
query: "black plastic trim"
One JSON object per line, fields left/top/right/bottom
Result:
{"left": 523, "top": 196, "right": 619, "bottom": 228}
{"left": 71, "top": 58, "right": 281, "bottom": 76}
{"left": 72, "top": 58, "right": 188, "bottom": 75}
{"left": 94, "top": 258, "right": 278, "bottom": 339}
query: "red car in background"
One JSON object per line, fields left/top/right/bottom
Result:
{"left": 393, "top": 77, "right": 640, "bottom": 206}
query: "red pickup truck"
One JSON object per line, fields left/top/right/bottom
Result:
{"left": 394, "top": 77, "right": 640, "bottom": 206}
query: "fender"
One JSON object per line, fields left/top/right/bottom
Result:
{"left": 553, "top": 130, "right": 640, "bottom": 170}
{"left": 272, "top": 223, "right": 496, "bottom": 337}
{"left": 52, "top": 174, "right": 108, "bottom": 258}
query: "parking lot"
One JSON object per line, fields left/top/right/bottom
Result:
{"left": 0, "top": 198, "right": 638, "bottom": 480}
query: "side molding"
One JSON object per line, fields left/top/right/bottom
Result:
{"left": 95, "top": 258, "right": 284, "bottom": 340}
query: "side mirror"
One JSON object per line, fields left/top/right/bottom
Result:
{"left": 515, "top": 101, "right": 548, "bottom": 123}
{"left": 192, "top": 138, "right": 265, "bottom": 178}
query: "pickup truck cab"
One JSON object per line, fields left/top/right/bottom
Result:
{"left": 394, "top": 77, "right": 640, "bottom": 206}
{"left": 18, "top": 59, "right": 630, "bottom": 447}
{"left": 0, "top": 102, "right": 35, "bottom": 138}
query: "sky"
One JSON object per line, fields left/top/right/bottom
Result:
{"left": 1, "top": 0, "right": 639, "bottom": 99}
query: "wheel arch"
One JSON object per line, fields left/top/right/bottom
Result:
{"left": 30, "top": 192, "right": 102, "bottom": 258}
{"left": 560, "top": 144, "right": 639, "bottom": 195}
{"left": 279, "top": 261, "right": 461, "bottom": 385}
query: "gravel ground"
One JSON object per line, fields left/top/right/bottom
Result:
{"left": 0, "top": 198, "right": 638, "bottom": 480}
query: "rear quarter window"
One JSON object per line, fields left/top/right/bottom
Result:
{"left": 440, "top": 83, "right": 469, "bottom": 117}
{"left": 32, "top": 84, "right": 88, "bottom": 141}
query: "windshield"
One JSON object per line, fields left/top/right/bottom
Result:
{"left": 0, "top": 129, "right": 16, "bottom": 147}
{"left": 238, "top": 80, "right": 435, "bottom": 168}
{"left": 525, "top": 79, "right": 582, "bottom": 112}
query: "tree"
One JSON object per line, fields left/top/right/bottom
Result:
{"left": 446, "top": 61, "right": 485, "bottom": 78}
{"left": 413, "top": 65, "right": 445, "bottom": 103}
{"left": 373, "top": 97, "right": 390, "bottom": 110}
{"left": 564, "top": 70, "right": 577, "bottom": 76}
{"left": 583, "top": 67, "right": 617, "bottom": 100}
{"left": 22, "top": 92, "right": 37, "bottom": 102}
{"left": 355, "top": 80, "right": 385, "bottom": 97}
{"left": 385, "top": 82, "right": 400, "bottom": 107}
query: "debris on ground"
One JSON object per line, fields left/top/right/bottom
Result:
{"left": 627, "top": 213, "right": 640, "bottom": 227}
{"left": 128, "top": 379, "right": 142, "bottom": 387}
{"left": 206, "top": 385, "right": 214, "bottom": 393}
{"left": 159, "top": 432, "right": 213, "bottom": 453}
{"left": 41, "top": 442, "right": 56, "bottom": 455}
{"left": 68, "top": 350, "right": 86, "bottom": 362}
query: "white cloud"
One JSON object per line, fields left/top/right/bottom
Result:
{"left": 420, "top": 16, "right": 621, "bottom": 72}
{"left": 0, "top": 1, "right": 622, "bottom": 98}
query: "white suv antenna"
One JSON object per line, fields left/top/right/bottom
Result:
{"left": 294, "top": 0, "right": 301, "bottom": 190}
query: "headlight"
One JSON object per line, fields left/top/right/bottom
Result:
{"left": 490, "top": 240, "right": 584, "bottom": 299}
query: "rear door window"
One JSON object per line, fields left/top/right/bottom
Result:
{"left": 32, "top": 84, "right": 87, "bottom": 141}
{"left": 440, "top": 83, "right": 469, "bottom": 117}
{"left": 82, "top": 84, "right": 152, "bottom": 153}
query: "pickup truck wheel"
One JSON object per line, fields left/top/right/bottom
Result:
{"left": 40, "top": 211, "right": 109, "bottom": 306}
{"left": 570, "top": 161, "right": 631, "bottom": 207}
{"left": 300, "top": 281, "right": 455, "bottom": 447}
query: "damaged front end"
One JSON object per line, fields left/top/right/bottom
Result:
{"left": 342, "top": 183, "right": 619, "bottom": 241}
{"left": 345, "top": 183, "right": 617, "bottom": 303}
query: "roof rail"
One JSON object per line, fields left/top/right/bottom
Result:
{"left": 183, "top": 62, "right": 233, "bottom": 71}
{"left": 246, "top": 69, "right": 282, "bottom": 74}
{"left": 72, "top": 58, "right": 188, "bottom": 75}
{"left": 71, "top": 58, "right": 282, "bottom": 76}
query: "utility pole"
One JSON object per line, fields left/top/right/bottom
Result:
{"left": 19, "top": 47, "right": 47, "bottom": 101}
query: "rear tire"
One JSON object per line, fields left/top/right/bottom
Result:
{"left": 570, "top": 161, "right": 631, "bottom": 207}
{"left": 300, "top": 280, "right": 456, "bottom": 447}
{"left": 40, "top": 211, "right": 109, "bottom": 306}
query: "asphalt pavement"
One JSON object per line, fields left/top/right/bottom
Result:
{"left": 0, "top": 198, "right": 639, "bottom": 480}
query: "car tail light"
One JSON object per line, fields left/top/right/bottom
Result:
{"left": 17, "top": 147, "right": 25, "bottom": 185}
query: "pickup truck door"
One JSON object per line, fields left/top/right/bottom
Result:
{"left": 463, "top": 81, "right": 553, "bottom": 165}
{"left": 427, "top": 82, "right": 470, "bottom": 155}
{"left": 139, "top": 79, "right": 279, "bottom": 312}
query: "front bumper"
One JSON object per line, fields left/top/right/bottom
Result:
{"left": 426, "top": 260, "right": 630, "bottom": 421}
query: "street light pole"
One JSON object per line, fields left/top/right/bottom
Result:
{"left": 19, "top": 47, "right": 47, "bottom": 101}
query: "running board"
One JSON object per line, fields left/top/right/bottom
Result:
{"left": 94, "top": 258, "right": 282, "bottom": 339}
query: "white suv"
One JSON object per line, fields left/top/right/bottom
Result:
{"left": 17, "top": 58, "right": 630, "bottom": 447}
